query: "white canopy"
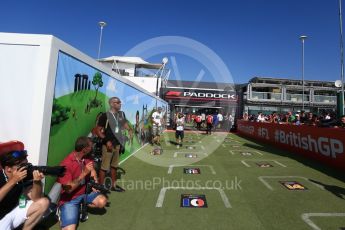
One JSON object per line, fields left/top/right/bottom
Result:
{"left": 99, "top": 56, "right": 163, "bottom": 69}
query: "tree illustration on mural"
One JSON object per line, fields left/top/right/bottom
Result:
{"left": 91, "top": 71, "right": 103, "bottom": 108}
{"left": 51, "top": 98, "right": 71, "bottom": 126}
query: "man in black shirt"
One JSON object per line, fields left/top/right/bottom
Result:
{"left": 96, "top": 97, "right": 132, "bottom": 192}
{"left": 0, "top": 150, "right": 49, "bottom": 229}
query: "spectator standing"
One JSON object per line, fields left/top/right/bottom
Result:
{"left": 257, "top": 112, "right": 265, "bottom": 122}
{"left": 206, "top": 114, "right": 213, "bottom": 135}
{"left": 213, "top": 113, "right": 219, "bottom": 130}
{"left": 96, "top": 97, "right": 132, "bottom": 192}
{"left": 243, "top": 112, "right": 249, "bottom": 121}
{"left": 175, "top": 113, "right": 185, "bottom": 148}
{"left": 151, "top": 107, "right": 164, "bottom": 145}
{"left": 217, "top": 112, "right": 223, "bottom": 129}
{"left": 195, "top": 114, "right": 202, "bottom": 130}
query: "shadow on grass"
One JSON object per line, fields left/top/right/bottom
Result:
{"left": 88, "top": 207, "right": 107, "bottom": 215}
{"left": 309, "top": 179, "right": 345, "bottom": 200}
{"left": 236, "top": 135, "right": 345, "bottom": 183}
{"left": 169, "top": 140, "right": 179, "bottom": 145}
{"left": 33, "top": 207, "right": 107, "bottom": 230}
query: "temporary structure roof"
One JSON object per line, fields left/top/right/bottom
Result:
{"left": 100, "top": 56, "right": 163, "bottom": 69}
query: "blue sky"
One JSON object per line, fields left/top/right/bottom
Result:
{"left": 1, "top": 0, "right": 343, "bottom": 84}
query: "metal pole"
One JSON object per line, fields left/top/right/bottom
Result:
{"left": 156, "top": 71, "right": 160, "bottom": 97}
{"left": 97, "top": 22, "right": 106, "bottom": 60}
{"left": 339, "top": 0, "right": 345, "bottom": 116}
{"left": 300, "top": 35, "right": 307, "bottom": 110}
{"left": 155, "top": 58, "right": 168, "bottom": 108}
{"left": 155, "top": 65, "right": 162, "bottom": 109}
{"left": 302, "top": 39, "right": 305, "bottom": 110}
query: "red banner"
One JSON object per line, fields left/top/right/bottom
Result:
{"left": 237, "top": 120, "right": 345, "bottom": 172}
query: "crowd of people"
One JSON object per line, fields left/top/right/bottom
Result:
{"left": 173, "top": 111, "right": 235, "bottom": 133}
{"left": 7, "top": 102, "right": 345, "bottom": 230}
{"left": 0, "top": 96, "right": 177, "bottom": 229}
{"left": 243, "top": 110, "right": 345, "bottom": 128}
{"left": 0, "top": 96, "right": 135, "bottom": 230}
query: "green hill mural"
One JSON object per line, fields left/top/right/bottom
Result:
{"left": 45, "top": 52, "right": 167, "bottom": 191}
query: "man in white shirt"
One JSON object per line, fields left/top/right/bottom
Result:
{"left": 257, "top": 112, "right": 265, "bottom": 122}
{"left": 151, "top": 107, "right": 163, "bottom": 145}
{"left": 201, "top": 113, "right": 206, "bottom": 128}
{"left": 175, "top": 113, "right": 185, "bottom": 148}
{"left": 217, "top": 112, "right": 223, "bottom": 129}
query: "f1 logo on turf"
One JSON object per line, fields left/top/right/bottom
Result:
{"left": 181, "top": 194, "right": 208, "bottom": 208}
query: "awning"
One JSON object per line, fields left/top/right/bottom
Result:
{"left": 99, "top": 56, "right": 163, "bottom": 69}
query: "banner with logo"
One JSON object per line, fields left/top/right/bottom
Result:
{"left": 237, "top": 120, "right": 345, "bottom": 172}
{"left": 163, "top": 88, "right": 237, "bottom": 107}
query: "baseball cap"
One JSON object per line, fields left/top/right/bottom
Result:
{"left": 0, "top": 150, "right": 28, "bottom": 167}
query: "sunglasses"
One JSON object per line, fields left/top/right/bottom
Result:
{"left": 12, "top": 150, "right": 27, "bottom": 157}
{"left": 0, "top": 150, "right": 28, "bottom": 166}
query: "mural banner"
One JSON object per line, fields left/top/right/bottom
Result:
{"left": 46, "top": 52, "right": 167, "bottom": 189}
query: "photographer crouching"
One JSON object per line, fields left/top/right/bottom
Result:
{"left": 0, "top": 150, "right": 50, "bottom": 230}
{"left": 57, "top": 136, "right": 107, "bottom": 230}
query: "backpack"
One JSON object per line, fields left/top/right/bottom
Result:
{"left": 90, "top": 112, "right": 107, "bottom": 138}
{"left": 207, "top": 116, "right": 213, "bottom": 124}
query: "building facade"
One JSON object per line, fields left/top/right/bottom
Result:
{"left": 161, "top": 80, "right": 238, "bottom": 126}
{"left": 99, "top": 56, "right": 340, "bottom": 119}
{"left": 242, "top": 77, "right": 338, "bottom": 115}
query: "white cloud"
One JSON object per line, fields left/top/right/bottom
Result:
{"left": 125, "top": 94, "right": 140, "bottom": 105}
{"left": 106, "top": 79, "right": 117, "bottom": 93}
{"left": 133, "top": 95, "right": 139, "bottom": 104}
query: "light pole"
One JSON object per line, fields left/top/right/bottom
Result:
{"left": 300, "top": 35, "right": 307, "bottom": 111}
{"left": 97, "top": 21, "right": 107, "bottom": 60}
{"left": 155, "top": 57, "right": 168, "bottom": 108}
{"left": 339, "top": 0, "right": 345, "bottom": 116}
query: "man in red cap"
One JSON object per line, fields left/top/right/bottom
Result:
{"left": 0, "top": 147, "right": 49, "bottom": 229}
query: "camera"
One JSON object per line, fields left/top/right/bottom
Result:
{"left": 87, "top": 179, "right": 110, "bottom": 194}
{"left": 19, "top": 163, "right": 66, "bottom": 178}
{"left": 90, "top": 137, "right": 103, "bottom": 172}
{"left": 116, "top": 167, "right": 126, "bottom": 180}
{"left": 91, "top": 137, "right": 103, "bottom": 156}
{"left": 80, "top": 179, "right": 110, "bottom": 222}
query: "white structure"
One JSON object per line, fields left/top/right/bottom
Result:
{"left": 0, "top": 33, "right": 162, "bottom": 166}
{"left": 99, "top": 56, "right": 170, "bottom": 95}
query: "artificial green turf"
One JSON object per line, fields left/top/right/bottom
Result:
{"left": 48, "top": 132, "right": 345, "bottom": 229}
